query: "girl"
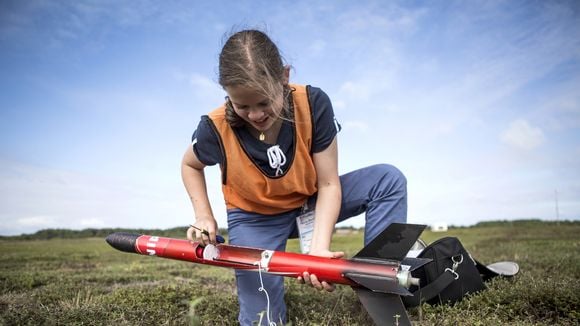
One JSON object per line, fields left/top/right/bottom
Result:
{"left": 182, "top": 29, "right": 407, "bottom": 325}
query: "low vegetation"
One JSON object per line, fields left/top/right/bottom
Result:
{"left": 0, "top": 220, "right": 578, "bottom": 325}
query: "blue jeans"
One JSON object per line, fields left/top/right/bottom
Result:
{"left": 227, "top": 164, "right": 407, "bottom": 325}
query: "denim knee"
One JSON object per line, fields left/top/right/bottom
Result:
{"left": 369, "top": 164, "right": 407, "bottom": 198}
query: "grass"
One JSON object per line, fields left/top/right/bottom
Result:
{"left": 0, "top": 220, "right": 578, "bottom": 325}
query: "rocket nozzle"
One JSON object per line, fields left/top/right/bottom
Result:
{"left": 396, "top": 269, "right": 420, "bottom": 289}
{"left": 409, "top": 276, "right": 420, "bottom": 287}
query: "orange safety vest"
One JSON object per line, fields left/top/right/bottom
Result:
{"left": 208, "top": 84, "right": 318, "bottom": 215}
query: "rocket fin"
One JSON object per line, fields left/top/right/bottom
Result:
{"left": 345, "top": 272, "right": 411, "bottom": 296}
{"left": 353, "top": 287, "right": 412, "bottom": 326}
{"left": 401, "top": 257, "right": 432, "bottom": 272}
{"left": 353, "top": 223, "right": 426, "bottom": 261}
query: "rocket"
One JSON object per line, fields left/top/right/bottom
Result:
{"left": 106, "top": 223, "right": 429, "bottom": 326}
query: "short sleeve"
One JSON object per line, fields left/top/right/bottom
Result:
{"left": 191, "top": 116, "right": 223, "bottom": 166}
{"left": 308, "top": 86, "right": 341, "bottom": 153}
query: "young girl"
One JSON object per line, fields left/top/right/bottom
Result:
{"left": 182, "top": 29, "right": 407, "bottom": 325}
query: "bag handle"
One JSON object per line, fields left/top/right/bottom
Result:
{"left": 403, "top": 269, "right": 457, "bottom": 307}
{"left": 406, "top": 259, "right": 519, "bottom": 306}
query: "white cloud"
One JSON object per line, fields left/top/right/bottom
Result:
{"left": 0, "top": 159, "right": 193, "bottom": 235}
{"left": 189, "top": 73, "right": 217, "bottom": 89}
{"left": 16, "top": 215, "right": 56, "bottom": 228}
{"left": 333, "top": 100, "right": 346, "bottom": 110}
{"left": 542, "top": 87, "right": 580, "bottom": 131}
{"left": 341, "top": 121, "right": 369, "bottom": 133}
{"left": 500, "top": 119, "right": 546, "bottom": 150}
{"left": 338, "top": 81, "right": 373, "bottom": 102}
{"left": 308, "top": 39, "right": 326, "bottom": 56}
{"left": 188, "top": 73, "right": 224, "bottom": 100}
{"left": 335, "top": 3, "right": 423, "bottom": 33}
{"left": 80, "top": 218, "right": 105, "bottom": 227}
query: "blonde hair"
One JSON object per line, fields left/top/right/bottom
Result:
{"left": 219, "top": 29, "right": 292, "bottom": 127}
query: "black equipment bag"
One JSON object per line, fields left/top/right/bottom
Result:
{"left": 403, "top": 237, "right": 518, "bottom": 307}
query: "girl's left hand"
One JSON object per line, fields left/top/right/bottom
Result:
{"left": 297, "top": 249, "right": 344, "bottom": 292}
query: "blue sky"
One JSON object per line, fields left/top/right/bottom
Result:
{"left": 1, "top": 0, "right": 579, "bottom": 235}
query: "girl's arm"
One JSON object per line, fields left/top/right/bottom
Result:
{"left": 299, "top": 136, "right": 345, "bottom": 292}
{"left": 309, "top": 136, "right": 342, "bottom": 254}
{"left": 181, "top": 145, "right": 219, "bottom": 245}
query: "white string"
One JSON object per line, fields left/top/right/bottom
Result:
{"left": 257, "top": 261, "right": 276, "bottom": 326}
{"left": 266, "top": 145, "right": 286, "bottom": 176}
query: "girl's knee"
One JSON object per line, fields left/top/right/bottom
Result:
{"left": 372, "top": 164, "right": 407, "bottom": 188}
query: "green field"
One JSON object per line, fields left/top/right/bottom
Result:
{"left": 1, "top": 221, "right": 578, "bottom": 325}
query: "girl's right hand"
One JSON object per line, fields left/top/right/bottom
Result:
{"left": 297, "top": 249, "right": 344, "bottom": 292}
{"left": 187, "top": 217, "right": 219, "bottom": 245}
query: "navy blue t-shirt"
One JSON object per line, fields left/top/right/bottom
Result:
{"left": 191, "top": 86, "right": 340, "bottom": 177}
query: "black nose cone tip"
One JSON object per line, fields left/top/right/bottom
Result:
{"left": 106, "top": 232, "right": 140, "bottom": 253}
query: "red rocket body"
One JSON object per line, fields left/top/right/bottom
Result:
{"left": 131, "top": 234, "right": 400, "bottom": 287}
{"left": 106, "top": 223, "right": 428, "bottom": 326}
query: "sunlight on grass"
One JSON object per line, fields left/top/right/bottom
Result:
{"left": 0, "top": 221, "right": 578, "bottom": 325}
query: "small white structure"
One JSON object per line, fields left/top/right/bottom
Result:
{"left": 431, "top": 222, "right": 448, "bottom": 232}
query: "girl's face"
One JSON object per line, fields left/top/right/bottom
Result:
{"left": 225, "top": 85, "right": 283, "bottom": 132}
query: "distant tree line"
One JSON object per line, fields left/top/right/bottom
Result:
{"left": 0, "top": 227, "right": 226, "bottom": 241}
{"left": 1, "top": 219, "right": 575, "bottom": 240}
{"left": 1, "top": 226, "right": 363, "bottom": 241}
{"left": 473, "top": 219, "right": 576, "bottom": 228}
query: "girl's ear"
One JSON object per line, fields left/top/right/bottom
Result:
{"left": 283, "top": 65, "right": 290, "bottom": 85}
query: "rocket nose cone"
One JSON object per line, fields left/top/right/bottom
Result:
{"left": 106, "top": 232, "right": 140, "bottom": 253}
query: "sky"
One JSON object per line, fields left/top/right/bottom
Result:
{"left": 1, "top": 0, "right": 579, "bottom": 236}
